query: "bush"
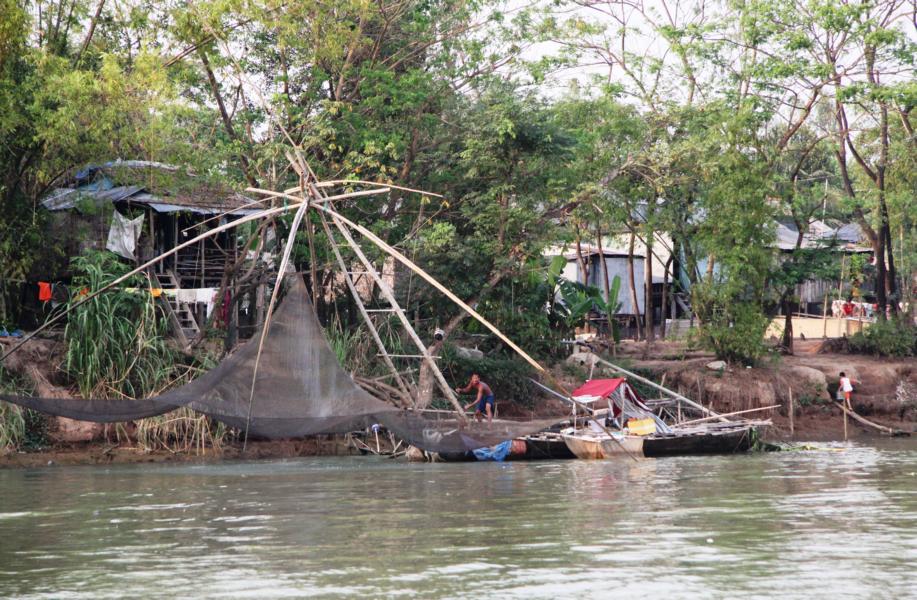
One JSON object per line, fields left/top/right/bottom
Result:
{"left": 693, "top": 301, "right": 771, "bottom": 365}
{"left": 849, "top": 318, "right": 916, "bottom": 357}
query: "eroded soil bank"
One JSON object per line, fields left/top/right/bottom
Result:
{"left": 571, "top": 339, "right": 916, "bottom": 441}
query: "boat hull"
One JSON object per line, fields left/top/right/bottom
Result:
{"left": 564, "top": 433, "right": 644, "bottom": 459}
{"left": 642, "top": 424, "right": 758, "bottom": 457}
{"left": 521, "top": 433, "right": 577, "bottom": 460}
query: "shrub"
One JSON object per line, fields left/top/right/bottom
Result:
{"left": 693, "top": 300, "right": 771, "bottom": 365}
{"left": 64, "top": 250, "right": 228, "bottom": 453}
{"left": 849, "top": 318, "right": 916, "bottom": 357}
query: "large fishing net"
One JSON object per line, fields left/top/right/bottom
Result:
{"left": 1, "top": 276, "right": 565, "bottom": 452}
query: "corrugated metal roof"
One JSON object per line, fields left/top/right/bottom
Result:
{"left": 41, "top": 167, "right": 262, "bottom": 216}
{"left": 41, "top": 185, "right": 145, "bottom": 211}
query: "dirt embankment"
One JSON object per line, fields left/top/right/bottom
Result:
{"left": 0, "top": 438, "right": 360, "bottom": 469}
{"left": 582, "top": 339, "right": 917, "bottom": 441}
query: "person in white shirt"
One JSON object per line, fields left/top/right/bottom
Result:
{"left": 838, "top": 372, "right": 856, "bottom": 405}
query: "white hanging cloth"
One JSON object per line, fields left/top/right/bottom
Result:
{"left": 106, "top": 211, "right": 144, "bottom": 260}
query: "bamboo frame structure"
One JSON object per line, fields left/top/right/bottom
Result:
{"left": 249, "top": 179, "right": 639, "bottom": 458}
{"left": 319, "top": 214, "right": 414, "bottom": 407}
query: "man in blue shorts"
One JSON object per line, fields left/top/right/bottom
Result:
{"left": 456, "top": 373, "right": 495, "bottom": 423}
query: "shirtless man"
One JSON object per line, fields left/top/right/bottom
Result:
{"left": 456, "top": 373, "right": 495, "bottom": 423}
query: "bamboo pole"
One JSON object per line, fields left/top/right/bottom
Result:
{"left": 283, "top": 179, "right": 443, "bottom": 198}
{"left": 243, "top": 184, "right": 313, "bottom": 452}
{"left": 313, "top": 203, "right": 547, "bottom": 374}
{"left": 789, "top": 387, "right": 795, "bottom": 437}
{"left": 675, "top": 405, "right": 779, "bottom": 427}
{"left": 326, "top": 211, "right": 467, "bottom": 420}
{"left": 319, "top": 214, "right": 414, "bottom": 406}
{"left": 843, "top": 397, "right": 848, "bottom": 440}
{"left": 834, "top": 401, "right": 906, "bottom": 436}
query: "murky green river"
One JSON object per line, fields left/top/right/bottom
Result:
{"left": 1, "top": 441, "right": 915, "bottom": 599}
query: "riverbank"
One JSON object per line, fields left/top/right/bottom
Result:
{"left": 0, "top": 437, "right": 364, "bottom": 469}
{"left": 576, "top": 338, "right": 916, "bottom": 441}
{"left": 2, "top": 417, "right": 911, "bottom": 469}
{"left": 2, "top": 337, "right": 913, "bottom": 468}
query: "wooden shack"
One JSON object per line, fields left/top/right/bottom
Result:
{"left": 40, "top": 160, "right": 270, "bottom": 345}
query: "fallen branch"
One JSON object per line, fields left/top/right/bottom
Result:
{"left": 834, "top": 402, "right": 910, "bottom": 437}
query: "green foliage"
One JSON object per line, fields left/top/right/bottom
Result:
{"left": 692, "top": 287, "right": 771, "bottom": 365}
{"left": 63, "top": 250, "right": 181, "bottom": 399}
{"left": 848, "top": 319, "right": 917, "bottom": 357}
{"left": 0, "top": 366, "right": 43, "bottom": 451}
{"left": 0, "top": 402, "right": 25, "bottom": 452}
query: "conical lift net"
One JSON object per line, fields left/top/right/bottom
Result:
{"left": 1, "top": 276, "right": 564, "bottom": 452}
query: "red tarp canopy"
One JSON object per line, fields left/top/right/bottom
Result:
{"left": 572, "top": 378, "right": 626, "bottom": 399}
{"left": 571, "top": 378, "right": 651, "bottom": 414}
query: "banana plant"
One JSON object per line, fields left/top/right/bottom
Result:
{"left": 545, "top": 255, "right": 622, "bottom": 341}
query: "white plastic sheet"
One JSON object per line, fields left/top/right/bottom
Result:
{"left": 106, "top": 211, "right": 144, "bottom": 259}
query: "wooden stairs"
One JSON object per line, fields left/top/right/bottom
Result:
{"left": 151, "top": 270, "right": 201, "bottom": 347}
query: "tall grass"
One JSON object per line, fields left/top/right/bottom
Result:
{"left": 0, "top": 367, "right": 33, "bottom": 451}
{"left": 64, "top": 250, "right": 229, "bottom": 453}
{"left": 136, "top": 406, "right": 233, "bottom": 454}
{"left": 64, "top": 251, "right": 178, "bottom": 399}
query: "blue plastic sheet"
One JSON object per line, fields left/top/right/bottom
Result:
{"left": 472, "top": 440, "right": 513, "bottom": 462}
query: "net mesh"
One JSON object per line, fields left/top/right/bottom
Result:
{"left": 1, "top": 276, "right": 565, "bottom": 452}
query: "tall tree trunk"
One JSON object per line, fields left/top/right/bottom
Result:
{"left": 644, "top": 230, "right": 654, "bottom": 343}
{"left": 574, "top": 223, "right": 589, "bottom": 287}
{"left": 660, "top": 255, "right": 673, "bottom": 340}
{"left": 595, "top": 223, "right": 612, "bottom": 336}
{"left": 198, "top": 49, "right": 259, "bottom": 188}
{"left": 75, "top": 0, "right": 105, "bottom": 62}
{"left": 627, "top": 231, "right": 642, "bottom": 340}
{"left": 780, "top": 291, "right": 794, "bottom": 353}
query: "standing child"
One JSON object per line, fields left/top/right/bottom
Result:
{"left": 838, "top": 371, "right": 858, "bottom": 440}
{"left": 838, "top": 372, "right": 856, "bottom": 406}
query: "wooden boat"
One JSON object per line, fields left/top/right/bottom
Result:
{"left": 437, "top": 436, "right": 571, "bottom": 462}
{"left": 520, "top": 432, "right": 576, "bottom": 460}
{"left": 563, "top": 429, "right": 644, "bottom": 459}
{"left": 642, "top": 422, "right": 761, "bottom": 457}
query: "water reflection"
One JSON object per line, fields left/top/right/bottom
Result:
{"left": 0, "top": 440, "right": 915, "bottom": 599}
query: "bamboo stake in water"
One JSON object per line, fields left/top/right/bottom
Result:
{"left": 789, "top": 388, "right": 794, "bottom": 437}
{"left": 843, "top": 396, "right": 848, "bottom": 441}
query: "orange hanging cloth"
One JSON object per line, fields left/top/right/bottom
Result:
{"left": 38, "top": 282, "right": 52, "bottom": 302}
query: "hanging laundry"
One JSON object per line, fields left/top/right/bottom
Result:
{"left": 51, "top": 283, "right": 69, "bottom": 308}
{"left": 38, "top": 282, "right": 52, "bottom": 302}
{"left": 106, "top": 211, "right": 144, "bottom": 260}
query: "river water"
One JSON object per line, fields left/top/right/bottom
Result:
{"left": 1, "top": 441, "right": 915, "bottom": 599}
